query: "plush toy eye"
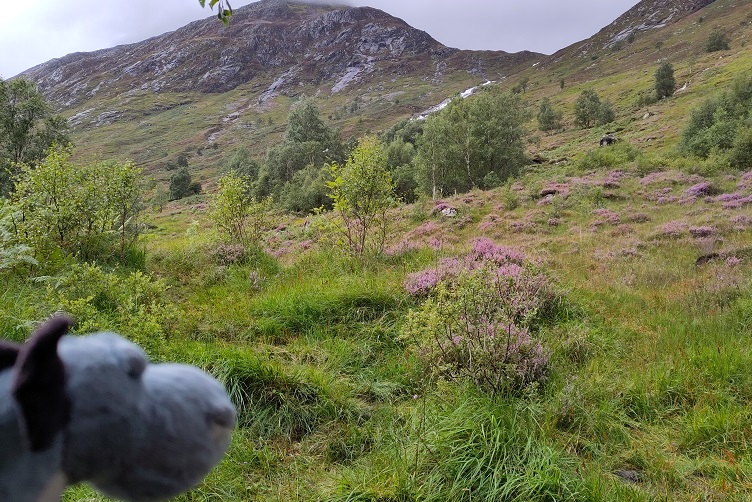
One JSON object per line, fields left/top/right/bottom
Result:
{"left": 122, "top": 350, "right": 147, "bottom": 379}
{"left": 207, "top": 403, "right": 236, "bottom": 429}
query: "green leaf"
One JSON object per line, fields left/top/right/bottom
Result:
{"left": 209, "top": 0, "right": 219, "bottom": 7}
{"left": 198, "top": 0, "right": 206, "bottom": 7}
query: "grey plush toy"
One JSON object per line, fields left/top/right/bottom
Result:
{"left": 0, "top": 315, "right": 236, "bottom": 501}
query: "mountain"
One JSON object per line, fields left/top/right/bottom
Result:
{"left": 14, "top": 0, "right": 743, "bottom": 173}
{"left": 553, "top": 0, "right": 716, "bottom": 59}
{"left": 20, "top": 0, "right": 539, "bottom": 110}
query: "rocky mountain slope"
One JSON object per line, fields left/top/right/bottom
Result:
{"left": 14, "top": 0, "right": 743, "bottom": 175}
{"left": 20, "top": 0, "right": 539, "bottom": 110}
{"left": 548, "top": 0, "right": 717, "bottom": 63}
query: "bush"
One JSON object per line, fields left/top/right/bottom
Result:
{"left": 577, "top": 141, "right": 641, "bottom": 171}
{"left": 402, "top": 239, "right": 555, "bottom": 395}
{"left": 12, "top": 147, "right": 144, "bottom": 264}
{"left": 574, "top": 89, "right": 614, "bottom": 128}
{"left": 729, "top": 126, "right": 752, "bottom": 169}
{"left": 680, "top": 95, "right": 739, "bottom": 158}
{"left": 278, "top": 164, "right": 331, "bottom": 213}
{"left": 704, "top": 30, "right": 730, "bottom": 52}
{"left": 0, "top": 200, "right": 36, "bottom": 274}
{"left": 598, "top": 99, "right": 616, "bottom": 125}
{"left": 176, "top": 153, "right": 189, "bottom": 167}
{"left": 537, "top": 97, "right": 563, "bottom": 132}
{"left": 169, "top": 167, "right": 201, "bottom": 200}
{"left": 635, "top": 90, "right": 659, "bottom": 108}
{"left": 210, "top": 172, "right": 273, "bottom": 247}
{"left": 327, "top": 136, "right": 396, "bottom": 258}
{"left": 655, "top": 62, "right": 676, "bottom": 99}
{"left": 391, "top": 163, "right": 419, "bottom": 203}
{"left": 482, "top": 170, "right": 502, "bottom": 189}
{"left": 46, "top": 262, "right": 177, "bottom": 352}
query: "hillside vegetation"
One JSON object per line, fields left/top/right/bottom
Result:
{"left": 2, "top": 0, "right": 752, "bottom": 500}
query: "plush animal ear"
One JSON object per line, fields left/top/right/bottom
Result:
{"left": 12, "top": 315, "right": 73, "bottom": 452}
{"left": 0, "top": 341, "right": 20, "bottom": 370}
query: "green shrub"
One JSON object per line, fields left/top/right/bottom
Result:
{"left": 729, "top": 126, "right": 752, "bottom": 169}
{"left": 704, "top": 30, "right": 730, "bottom": 52}
{"left": 211, "top": 172, "right": 274, "bottom": 247}
{"left": 482, "top": 170, "right": 502, "bottom": 189}
{"left": 680, "top": 101, "right": 738, "bottom": 158}
{"left": 391, "top": 163, "right": 419, "bottom": 203}
{"left": 0, "top": 200, "right": 36, "bottom": 274}
{"left": 46, "top": 262, "right": 177, "bottom": 352}
{"left": 680, "top": 73, "right": 752, "bottom": 159}
{"left": 537, "top": 97, "right": 564, "bottom": 132}
{"left": 278, "top": 164, "right": 331, "bottom": 213}
{"left": 169, "top": 167, "right": 201, "bottom": 200}
{"left": 12, "top": 147, "right": 144, "bottom": 265}
{"left": 327, "top": 136, "right": 397, "bottom": 258}
{"left": 655, "top": 62, "right": 676, "bottom": 99}
{"left": 574, "top": 90, "right": 614, "bottom": 128}
{"left": 635, "top": 90, "right": 658, "bottom": 108}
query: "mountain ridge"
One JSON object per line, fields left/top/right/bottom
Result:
{"left": 548, "top": 0, "right": 716, "bottom": 61}
{"left": 20, "top": 0, "right": 540, "bottom": 110}
{"left": 12, "top": 0, "right": 739, "bottom": 174}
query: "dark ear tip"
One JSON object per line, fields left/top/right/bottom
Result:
{"left": 31, "top": 314, "right": 74, "bottom": 342}
{"left": 45, "top": 314, "right": 74, "bottom": 332}
{"left": 14, "top": 314, "right": 75, "bottom": 452}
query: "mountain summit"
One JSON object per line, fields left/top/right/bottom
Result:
{"left": 21, "top": 0, "right": 538, "bottom": 109}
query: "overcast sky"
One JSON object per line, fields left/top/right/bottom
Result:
{"left": 0, "top": 0, "right": 641, "bottom": 78}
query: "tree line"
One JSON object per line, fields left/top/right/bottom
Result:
{"left": 214, "top": 88, "right": 529, "bottom": 214}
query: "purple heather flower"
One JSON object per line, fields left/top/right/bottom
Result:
{"left": 470, "top": 238, "right": 526, "bottom": 265}
{"left": 726, "top": 256, "right": 742, "bottom": 266}
{"left": 427, "top": 237, "right": 444, "bottom": 250}
{"left": 592, "top": 208, "right": 620, "bottom": 224}
{"left": 713, "top": 192, "right": 745, "bottom": 203}
{"left": 411, "top": 221, "right": 440, "bottom": 236}
{"left": 685, "top": 182, "right": 715, "bottom": 197}
{"left": 659, "top": 220, "right": 687, "bottom": 238}
{"left": 404, "top": 269, "right": 442, "bottom": 296}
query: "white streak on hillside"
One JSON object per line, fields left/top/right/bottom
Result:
{"left": 414, "top": 80, "right": 495, "bottom": 121}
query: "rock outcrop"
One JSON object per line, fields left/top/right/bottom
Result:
{"left": 19, "top": 0, "right": 538, "bottom": 109}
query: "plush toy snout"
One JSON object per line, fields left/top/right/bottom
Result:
{"left": 0, "top": 316, "right": 236, "bottom": 502}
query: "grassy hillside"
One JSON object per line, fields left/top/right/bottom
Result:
{"left": 44, "top": 145, "right": 751, "bottom": 500}
{"left": 2, "top": 0, "right": 752, "bottom": 500}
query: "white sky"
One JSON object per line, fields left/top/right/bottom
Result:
{"left": 0, "top": 0, "right": 640, "bottom": 78}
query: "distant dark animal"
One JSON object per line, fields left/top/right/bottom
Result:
{"left": 600, "top": 134, "right": 618, "bottom": 147}
{"left": 695, "top": 252, "right": 720, "bottom": 266}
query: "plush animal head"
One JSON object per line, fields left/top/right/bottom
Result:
{"left": 0, "top": 315, "right": 236, "bottom": 501}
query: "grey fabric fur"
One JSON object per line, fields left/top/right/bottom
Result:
{"left": 0, "top": 316, "right": 236, "bottom": 501}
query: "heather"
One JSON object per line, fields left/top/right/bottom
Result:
{"left": 402, "top": 239, "right": 556, "bottom": 396}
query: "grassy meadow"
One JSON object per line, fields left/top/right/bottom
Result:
{"left": 5, "top": 144, "right": 748, "bottom": 500}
